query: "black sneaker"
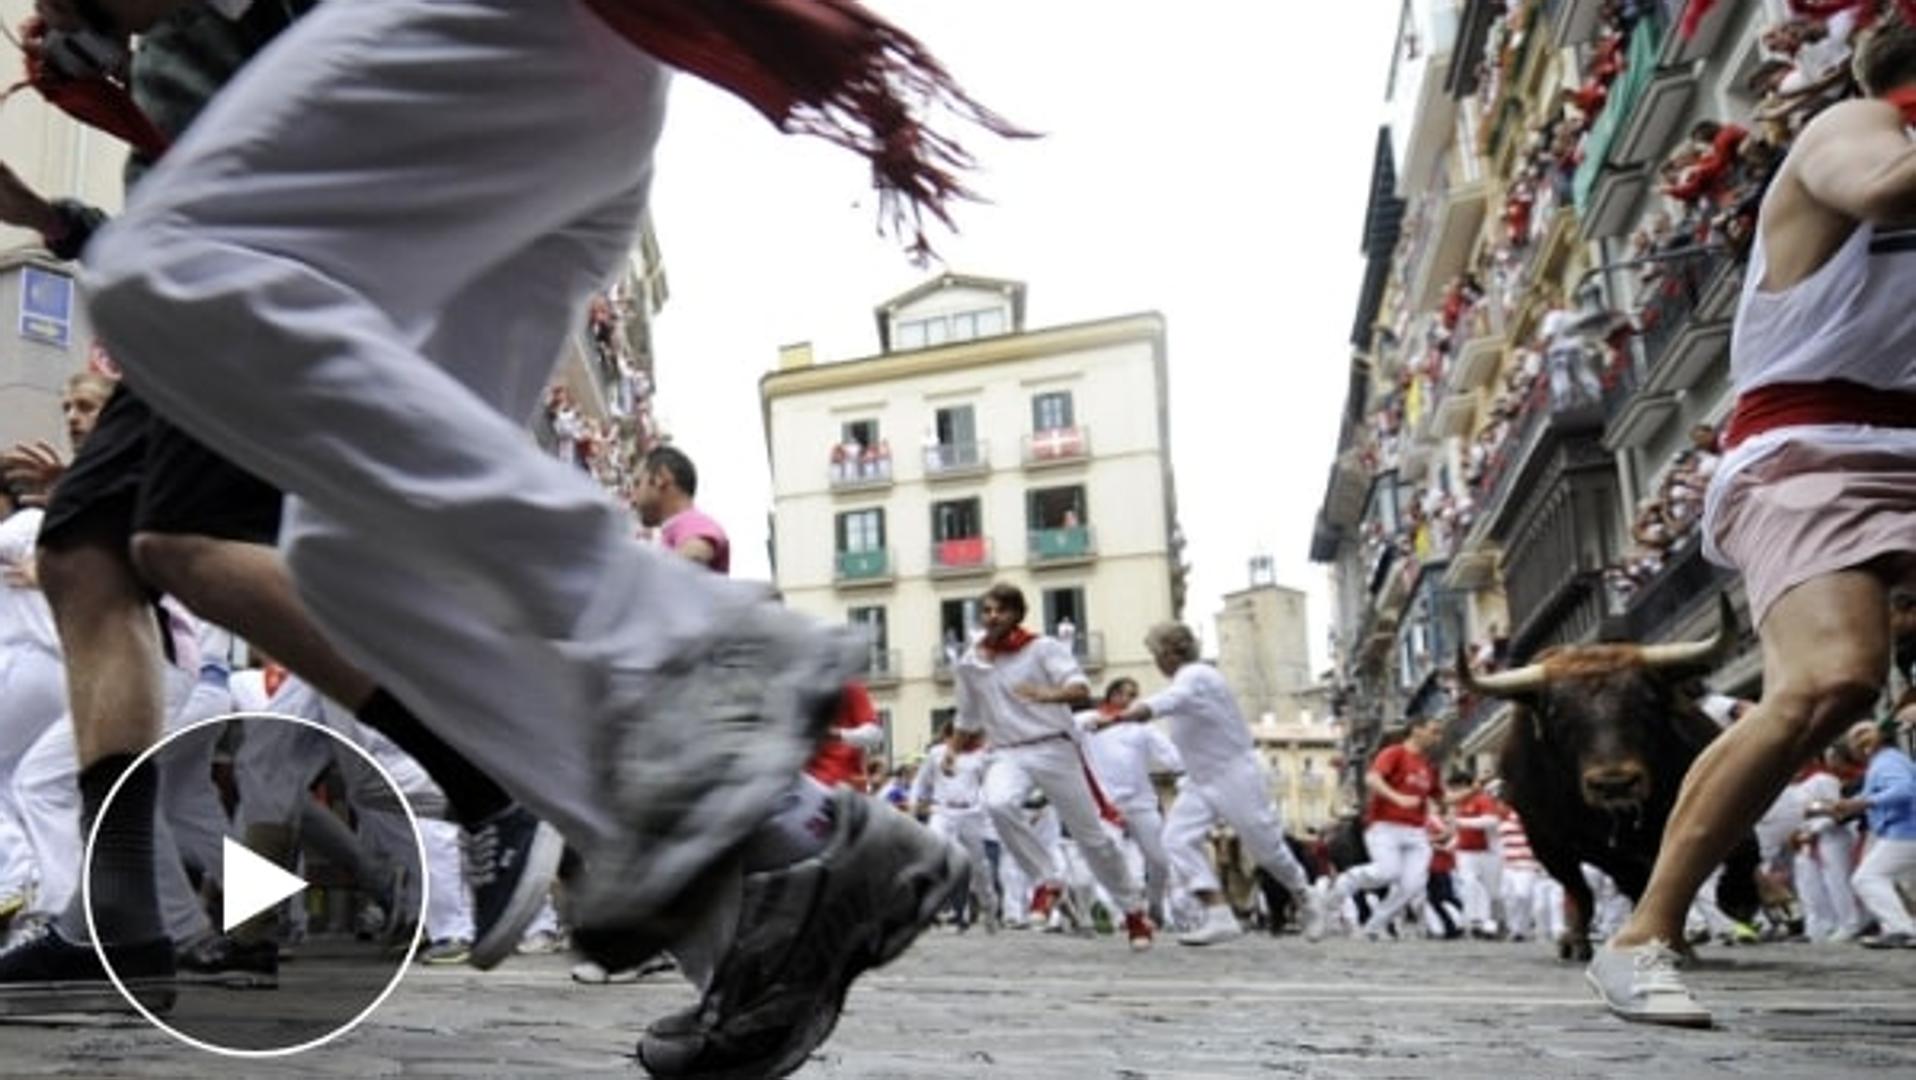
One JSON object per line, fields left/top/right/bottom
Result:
{"left": 463, "top": 805, "right": 564, "bottom": 970}
{"left": 176, "top": 933, "right": 278, "bottom": 989}
{"left": 636, "top": 790, "right": 966, "bottom": 1079}
{"left": 0, "top": 924, "right": 176, "bottom": 1016}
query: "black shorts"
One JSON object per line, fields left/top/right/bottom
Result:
{"left": 39, "top": 385, "right": 283, "bottom": 551}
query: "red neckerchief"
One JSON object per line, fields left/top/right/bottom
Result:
{"left": 980, "top": 627, "right": 1035, "bottom": 658}
{"left": 1096, "top": 702, "right": 1124, "bottom": 719}
{"left": 1890, "top": 86, "right": 1916, "bottom": 128}
{"left": 581, "top": 0, "right": 1033, "bottom": 260}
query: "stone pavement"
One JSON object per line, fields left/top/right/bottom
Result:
{"left": 2, "top": 930, "right": 1912, "bottom": 1078}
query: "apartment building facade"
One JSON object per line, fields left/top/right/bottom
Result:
{"left": 762, "top": 274, "right": 1187, "bottom": 758}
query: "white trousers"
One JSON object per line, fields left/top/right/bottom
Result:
{"left": 13, "top": 670, "right": 208, "bottom": 942}
{"left": 1851, "top": 837, "right": 1916, "bottom": 937}
{"left": 1341, "top": 822, "right": 1432, "bottom": 933}
{"left": 419, "top": 818, "right": 473, "bottom": 944}
{"left": 1164, "top": 754, "right": 1308, "bottom": 896}
{"left": 82, "top": 0, "right": 714, "bottom": 856}
{"left": 984, "top": 740, "right": 1143, "bottom": 913}
{"left": 1116, "top": 799, "right": 1171, "bottom": 917}
{"left": 1455, "top": 849, "right": 1501, "bottom": 932}
{"left": 929, "top": 808, "right": 996, "bottom": 911}
{"left": 1502, "top": 866, "right": 1540, "bottom": 939}
{"left": 0, "top": 645, "right": 66, "bottom": 896}
{"left": 1795, "top": 827, "right": 1864, "bottom": 938}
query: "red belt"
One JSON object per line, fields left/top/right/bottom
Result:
{"left": 1723, "top": 380, "right": 1916, "bottom": 450}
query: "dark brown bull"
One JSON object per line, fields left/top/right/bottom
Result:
{"left": 1459, "top": 594, "right": 1761, "bottom": 960}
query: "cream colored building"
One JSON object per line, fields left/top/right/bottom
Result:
{"left": 1214, "top": 572, "right": 1314, "bottom": 729}
{"left": 762, "top": 274, "right": 1186, "bottom": 759}
{"left": 1251, "top": 717, "right": 1344, "bottom": 830}
{"left": 0, "top": 1, "right": 130, "bottom": 447}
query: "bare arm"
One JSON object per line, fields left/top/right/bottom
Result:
{"left": 1795, "top": 99, "right": 1916, "bottom": 225}
{"left": 674, "top": 536, "right": 718, "bottom": 568}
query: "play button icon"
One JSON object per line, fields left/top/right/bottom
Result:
{"left": 221, "top": 837, "right": 309, "bottom": 935}
{"left": 85, "top": 710, "right": 427, "bottom": 1057}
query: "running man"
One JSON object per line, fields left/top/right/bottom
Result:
{"left": 1587, "top": 24, "right": 1916, "bottom": 1027}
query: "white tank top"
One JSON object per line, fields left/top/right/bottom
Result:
{"left": 1729, "top": 210, "right": 1916, "bottom": 395}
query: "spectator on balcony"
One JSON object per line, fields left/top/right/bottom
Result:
{"left": 633, "top": 445, "right": 729, "bottom": 575}
{"left": 1588, "top": 23, "right": 1916, "bottom": 1028}
{"left": 1055, "top": 616, "right": 1077, "bottom": 652}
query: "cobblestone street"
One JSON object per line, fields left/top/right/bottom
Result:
{"left": 5, "top": 929, "right": 1913, "bottom": 1078}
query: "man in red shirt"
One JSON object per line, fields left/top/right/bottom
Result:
{"left": 808, "top": 682, "right": 885, "bottom": 792}
{"left": 1447, "top": 770, "right": 1505, "bottom": 938}
{"left": 1332, "top": 717, "right": 1443, "bottom": 940}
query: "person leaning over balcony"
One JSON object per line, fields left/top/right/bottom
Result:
{"left": 1587, "top": 23, "right": 1916, "bottom": 1027}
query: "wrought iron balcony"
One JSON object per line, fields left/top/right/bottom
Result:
{"left": 929, "top": 537, "right": 995, "bottom": 579}
{"left": 1028, "top": 525, "right": 1097, "bottom": 567}
{"left": 864, "top": 648, "right": 903, "bottom": 688}
{"left": 833, "top": 548, "right": 893, "bottom": 588}
{"left": 1021, "top": 426, "right": 1091, "bottom": 468}
{"left": 923, "top": 441, "right": 990, "bottom": 480}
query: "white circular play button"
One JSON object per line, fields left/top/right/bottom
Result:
{"left": 84, "top": 711, "right": 427, "bottom": 1057}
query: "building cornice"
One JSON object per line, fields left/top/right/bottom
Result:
{"left": 761, "top": 313, "right": 1165, "bottom": 406}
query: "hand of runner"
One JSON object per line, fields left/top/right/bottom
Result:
{"left": 1, "top": 440, "right": 67, "bottom": 497}
{"left": 0, "top": 165, "right": 60, "bottom": 236}
{"left": 3, "top": 556, "right": 39, "bottom": 590}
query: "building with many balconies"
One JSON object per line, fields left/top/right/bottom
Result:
{"left": 1311, "top": 0, "right": 1853, "bottom": 791}
{"left": 761, "top": 274, "right": 1187, "bottom": 758}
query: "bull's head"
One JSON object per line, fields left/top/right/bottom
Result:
{"left": 1458, "top": 595, "right": 1737, "bottom": 812}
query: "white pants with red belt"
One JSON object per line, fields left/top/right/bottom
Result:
{"left": 983, "top": 738, "right": 1143, "bottom": 914}
{"left": 79, "top": 0, "right": 711, "bottom": 857}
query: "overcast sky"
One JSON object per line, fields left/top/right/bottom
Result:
{"left": 648, "top": 2, "right": 1402, "bottom": 672}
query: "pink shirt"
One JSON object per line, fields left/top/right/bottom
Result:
{"left": 662, "top": 507, "right": 730, "bottom": 575}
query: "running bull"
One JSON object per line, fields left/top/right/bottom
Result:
{"left": 1459, "top": 595, "right": 1761, "bottom": 960}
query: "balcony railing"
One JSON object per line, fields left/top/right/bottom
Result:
{"left": 1065, "top": 630, "right": 1106, "bottom": 673}
{"left": 828, "top": 454, "right": 894, "bottom": 493}
{"left": 929, "top": 536, "right": 994, "bottom": 578}
{"left": 1021, "top": 425, "right": 1091, "bottom": 468}
{"left": 1637, "top": 246, "right": 1728, "bottom": 382}
{"left": 834, "top": 548, "right": 893, "bottom": 587}
{"left": 1029, "top": 525, "right": 1097, "bottom": 566}
{"left": 923, "top": 441, "right": 990, "bottom": 480}
{"left": 1618, "top": 539, "right": 1730, "bottom": 645}
{"left": 864, "top": 647, "right": 902, "bottom": 688}
{"left": 932, "top": 645, "right": 956, "bottom": 684}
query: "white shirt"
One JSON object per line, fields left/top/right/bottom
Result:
{"left": 0, "top": 508, "right": 57, "bottom": 654}
{"left": 1143, "top": 662, "right": 1256, "bottom": 780}
{"left": 953, "top": 635, "right": 1088, "bottom": 746}
{"left": 1076, "top": 711, "right": 1182, "bottom": 808}
{"left": 909, "top": 744, "right": 990, "bottom": 811}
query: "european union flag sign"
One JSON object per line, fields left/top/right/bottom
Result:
{"left": 19, "top": 266, "right": 73, "bottom": 347}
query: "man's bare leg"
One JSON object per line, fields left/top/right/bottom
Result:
{"left": 38, "top": 543, "right": 165, "bottom": 766}
{"left": 1610, "top": 571, "right": 1891, "bottom": 949}
{"left": 130, "top": 532, "right": 514, "bottom": 828}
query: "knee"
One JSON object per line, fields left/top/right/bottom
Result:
{"left": 128, "top": 532, "right": 211, "bottom": 601}
{"left": 1771, "top": 667, "right": 1885, "bottom": 746}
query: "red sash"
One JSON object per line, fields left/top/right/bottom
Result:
{"left": 1723, "top": 380, "right": 1916, "bottom": 450}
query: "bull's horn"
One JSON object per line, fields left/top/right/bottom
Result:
{"left": 1639, "top": 592, "right": 1738, "bottom": 673}
{"left": 1456, "top": 647, "right": 1547, "bottom": 698}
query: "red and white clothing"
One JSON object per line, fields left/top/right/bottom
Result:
{"left": 1146, "top": 663, "right": 1312, "bottom": 897}
{"left": 957, "top": 633, "right": 1143, "bottom": 914}
{"left": 1453, "top": 789, "right": 1505, "bottom": 933}
{"left": 1498, "top": 811, "right": 1546, "bottom": 941}
{"left": 1337, "top": 742, "right": 1439, "bottom": 935}
{"left": 808, "top": 681, "right": 883, "bottom": 791}
{"left": 1078, "top": 709, "right": 1181, "bottom": 916}
{"left": 1702, "top": 141, "right": 1916, "bottom": 627}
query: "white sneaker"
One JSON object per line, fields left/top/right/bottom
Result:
{"left": 1178, "top": 905, "right": 1243, "bottom": 947}
{"left": 569, "top": 959, "right": 642, "bottom": 984}
{"left": 1301, "top": 884, "right": 1328, "bottom": 943}
{"left": 1585, "top": 941, "right": 1712, "bottom": 1028}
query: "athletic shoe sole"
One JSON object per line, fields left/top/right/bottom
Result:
{"left": 468, "top": 821, "right": 565, "bottom": 971}
{"left": 638, "top": 841, "right": 968, "bottom": 1080}
{"left": 1582, "top": 969, "right": 1713, "bottom": 1029}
